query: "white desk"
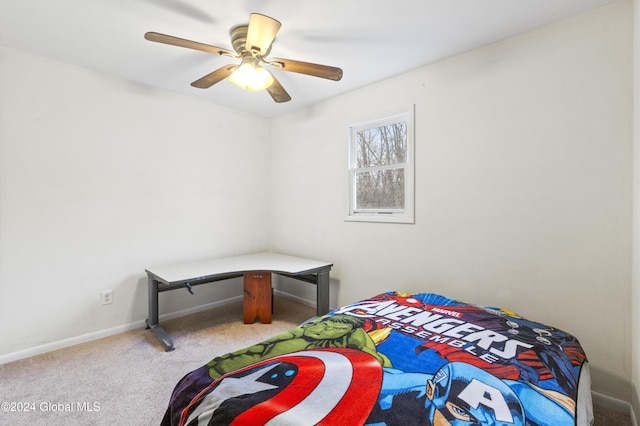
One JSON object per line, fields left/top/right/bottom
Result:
{"left": 145, "top": 252, "right": 333, "bottom": 351}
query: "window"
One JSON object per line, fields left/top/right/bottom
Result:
{"left": 347, "top": 107, "right": 414, "bottom": 223}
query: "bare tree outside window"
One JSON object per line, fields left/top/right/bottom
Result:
{"left": 355, "top": 122, "right": 407, "bottom": 209}
{"left": 348, "top": 108, "right": 414, "bottom": 223}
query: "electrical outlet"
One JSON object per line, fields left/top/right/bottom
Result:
{"left": 101, "top": 290, "right": 113, "bottom": 305}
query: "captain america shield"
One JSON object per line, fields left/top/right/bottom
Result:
{"left": 180, "top": 348, "right": 383, "bottom": 426}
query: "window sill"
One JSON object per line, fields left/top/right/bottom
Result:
{"left": 344, "top": 213, "right": 414, "bottom": 224}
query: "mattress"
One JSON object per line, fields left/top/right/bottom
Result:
{"left": 161, "top": 292, "right": 592, "bottom": 425}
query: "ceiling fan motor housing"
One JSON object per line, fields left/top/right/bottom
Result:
{"left": 230, "top": 25, "right": 272, "bottom": 58}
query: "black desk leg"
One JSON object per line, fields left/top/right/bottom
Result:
{"left": 145, "top": 276, "right": 175, "bottom": 351}
{"left": 316, "top": 269, "right": 330, "bottom": 316}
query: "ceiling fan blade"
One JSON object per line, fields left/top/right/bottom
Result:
{"left": 245, "top": 13, "right": 281, "bottom": 55}
{"left": 266, "top": 74, "right": 291, "bottom": 103}
{"left": 145, "top": 32, "right": 237, "bottom": 57}
{"left": 268, "top": 58, "right": 343, "bottom": 81}
{"left": 191, "top": 65, "right": 237, "bottom": 89}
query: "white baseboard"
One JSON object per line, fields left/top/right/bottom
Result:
{"left": 273, "top": 288, "right": 316, "bottom": 309}
{"left": 157, "top": 295, "right": 243, "bottom": 322}
{"left": 0, "top": 295, "right": 243, "bottom": 366}
{"left": 0, "top": 320, "right": 145, "bottom": 366}
{"left": 592, "top": 391, "right": 638, "bottom": 426}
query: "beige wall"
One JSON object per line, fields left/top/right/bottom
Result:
{"left": 633, "top": 0, "right": 640, "bottom": 419}
{"left": 0, "top": 45, "right": 271, "bottom": 359}
{"left": 270, "top": 0, "right": 633, "bottom": 401}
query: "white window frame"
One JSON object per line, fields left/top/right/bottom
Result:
{"left": 346, "top": 106, "right": 415, "bottom": 224}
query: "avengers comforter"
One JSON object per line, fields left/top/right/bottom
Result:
{"left": 161, "top": 292, "right": 591, "bottom": 426}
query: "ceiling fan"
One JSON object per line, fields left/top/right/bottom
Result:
{"left": 144, "top": 13, "right": 343, "bottom": 103}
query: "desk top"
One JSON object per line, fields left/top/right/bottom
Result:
{"left": 145, "top": 252, "right": 333, "bottom": 284}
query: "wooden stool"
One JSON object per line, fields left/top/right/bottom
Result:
{"left": 243, "top": 272, "right": 272, "bottom": 324}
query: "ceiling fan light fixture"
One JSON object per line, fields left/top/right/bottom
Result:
{"left": 145, "top": 13, "right": 342, "bottom": 102}
{"left": 229, "top": 59, "right": 274, "bottom": 91}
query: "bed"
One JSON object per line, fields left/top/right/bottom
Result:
{"left": 161, "top": 292, "right": 593, "bottom": 426}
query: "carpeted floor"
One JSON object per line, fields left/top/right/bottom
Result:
{"left": 593, "top": 404, "right": 633, "bottom": 426}
{"left": 0, "top": 297, "right": 314, "bottom": 425}
{"left": 0, "top": 297, "right": 633, "bottom": 425}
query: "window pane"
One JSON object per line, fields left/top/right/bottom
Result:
{"left": 355, "top": 122, "right": 407, "bottom": 168}
{"left": 355, "top": 168, "right": 405, "bottom": 209}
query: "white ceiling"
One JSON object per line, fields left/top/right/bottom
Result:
{"left": 0, "top": 0, "right": 618, "bottom": 118}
